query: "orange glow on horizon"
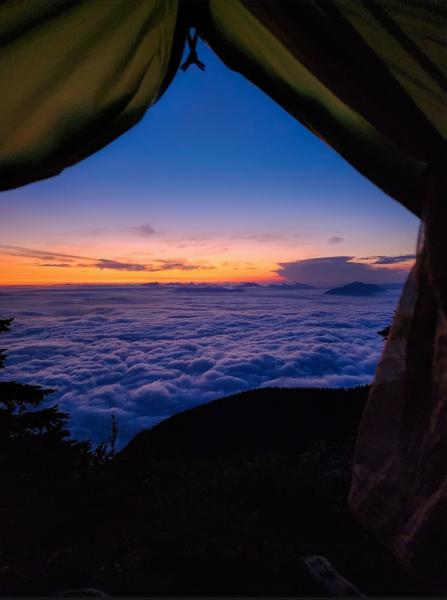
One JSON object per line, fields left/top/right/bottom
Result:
{"left": 0, "top": 254, "right": 285, "bottom": 285}
{"left": 0, "top": 241, "right": 414, "bottom": 286}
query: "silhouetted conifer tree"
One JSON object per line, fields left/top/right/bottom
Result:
{"left": 110, "top": 413, "right": 118, "bottom": 456}
{"left": 0, "top": 318, "right": 92, "bottom": 483}
{"left": 377, "top": 325, "right": 390, "bottom": 340}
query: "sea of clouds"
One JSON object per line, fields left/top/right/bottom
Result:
{"left": 0, "top": 285, "right": 400, "bottom": 446}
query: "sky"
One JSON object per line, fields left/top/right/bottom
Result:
{"left": 0, "top": 41, "right": 419, "bottom": 286}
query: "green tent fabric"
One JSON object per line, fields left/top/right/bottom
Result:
{"left": 0, "top": 0, "right": 446, "bottom": 585}
{"left": 0, "top": 0, "right": 184, "bottom": 190}
{"left": 198, "top": 0, "right": 445, "bottom": 218}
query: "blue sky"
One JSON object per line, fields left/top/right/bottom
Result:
{"left": 0, "top": 41, "right": 419, "bottom": 284}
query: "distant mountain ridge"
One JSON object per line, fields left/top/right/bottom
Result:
{"left": 141, "top": 282, "right": 314, "bottom": 291}
{"left": 268, "top": 282, "right": 314, "bottom": 289}
{"left": 325, "top": 281, "right": 386, "bottom": 296}
{"left": 171, "top": 285, "right": 241, "bottom": 293}
{"left": 139, "top": 281, "right": 401, "bottom": 293}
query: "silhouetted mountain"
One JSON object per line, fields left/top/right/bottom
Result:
{"left": 325, "top": 281, "right": 386, "bottom": 296}
{"left": 103, "top": 386, "right": 412, "bottom": 597}
{"left": 238, "top": 282, "right": 261, "bottom": 287}
{"left": 268, "top": 282, "right": 314, "bottom": 290}
{"left": 122, "top": 386, "right": 366, "bottom": 459}
{"left": 171, "top": 285, "right": 241, "bottom": 293}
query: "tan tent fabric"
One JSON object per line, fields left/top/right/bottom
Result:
{"left": 349, "top": 165, "right": 447, "bottom": 582}
{"left": 0, "top": 0, "right": 446, "bottom": 583}
{"left": 0, "top": 0, "right": 183, "bottom": 190}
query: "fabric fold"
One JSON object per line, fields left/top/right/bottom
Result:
{"left": 0, "top": 0, "right": 183, "bottom": 190}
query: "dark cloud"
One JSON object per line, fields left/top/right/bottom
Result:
{"left": 0, "top": 244, "right": 90, "bottom": 263}
{"left": 328, "top": 236, "right": 343, "bottom": 244}
{"left": 96, "top": 259, "right": 147, "bottom": 272}
{"left": 0, "top": 284, "right": 400, "bottom": 447}
{"left": 95, "top": 258, "right": 210, "bottom": 272}
{"left": 132, "top": 224, "right": 156, "bottom": 237}
{"left": 91, "top": 258, "right": 215, "bottom": 272}
{"left": 0, "top": 244, "right": 214, "bottom": 273}
{"left": 155, "top": 260, "right": 213, "bottom": 272}
{"left": 276, "top": 256, "right": 410, "bottom": 287}
{"left": 369, "top": 254, "right": 416, "bottom": 265}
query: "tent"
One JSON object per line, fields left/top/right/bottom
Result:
{"left": 1, "top": 0, "right": 446, "bottom": 583}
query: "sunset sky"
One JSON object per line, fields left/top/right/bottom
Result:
{"left": 0, "top": 42, "right": 419, "bottom": 286}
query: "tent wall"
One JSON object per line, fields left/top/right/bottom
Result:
{"left": 349, "top": 167, "right": 447, "bottom": 584}
{"left": 0, "top": 0, "right": 185, "bottom": 190}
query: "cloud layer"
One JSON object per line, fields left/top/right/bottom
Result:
{"left": 0, "top": 285, "right": 400, "bottom": 447}
{"left": 276, "top": 255, "right": 413, "bottom": 286}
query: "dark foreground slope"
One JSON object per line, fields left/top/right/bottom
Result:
{"left": 123, "top": 386, "right": 367, "bottom": 458}
{"left": 2, "top": 387, "right": 420, "bottom": 597}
